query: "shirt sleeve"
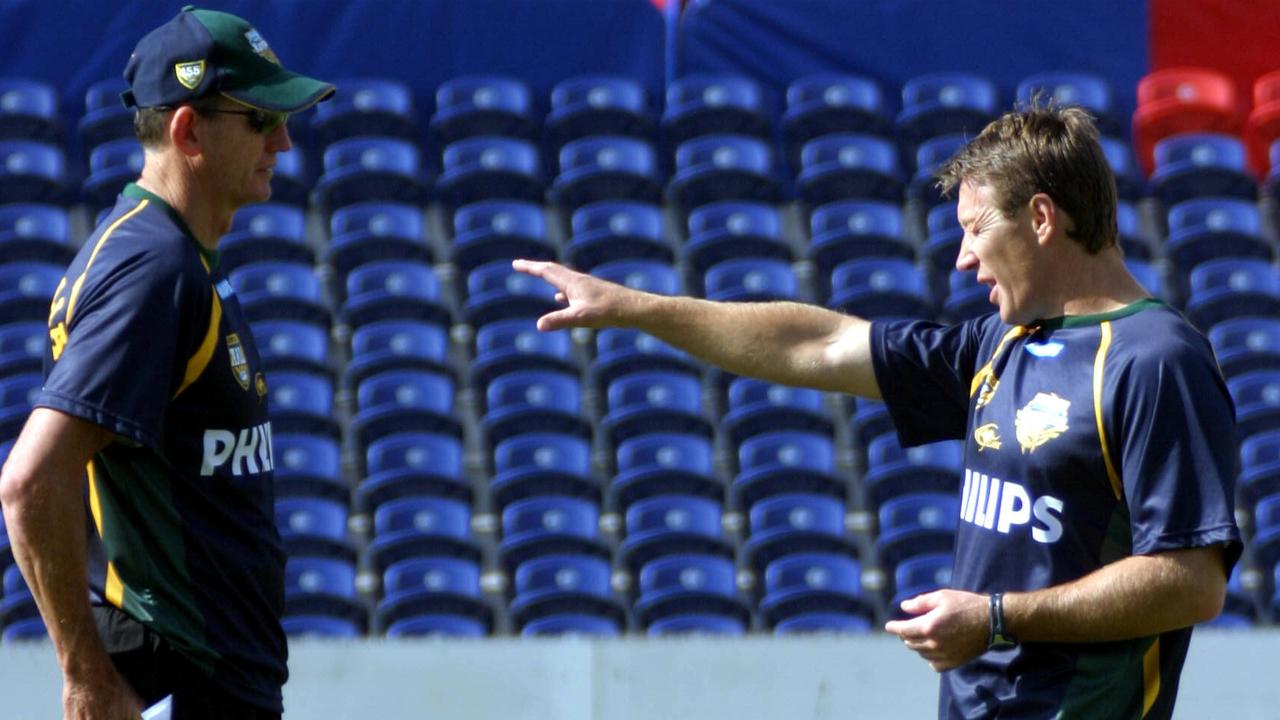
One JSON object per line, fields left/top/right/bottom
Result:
{"left": 869, "top": 316, "right": 987, "bottom": 446}
{"left": 37, "top": 239, "right": 207, "bottom": 452}
{"left": 1112, "top": 334, "right": 1243, "bottom": 570}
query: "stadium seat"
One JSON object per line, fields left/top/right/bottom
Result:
{"left": 590, "top": 328, "right": 704, "bottom": 398}
{"left": 742, "top": 493, "right": 856, "bottom": 575}
{"left": 269, "top": 146, "right": 310, "bottom": 208}
{"left": 508, "top": 553, "right": 625, "bottom": 633}
{"left": 923, "top": 202, "right": 961, "bottom": 283}
{"left": 732, "top": 430, "right": 845, "bottom": 511}
{"left": 482, "top": 368, "right": 591, "bottom": 448}
{"left": 452, "top": 200, "right": 556, "bottom": 280}
{"left": 0, "top": 373, "right": 40, "bottom": 429}
{"left": 683, "top": 201, "right": 792, "bottom": 295}
{"left": 662, "top": 75, "right": 771, "bottom": 146}
{"left": 704, "top": 257, "right": 798, "bottom": 303}
{"left": 77, "top": 78, "right": 133, "bottom": 151}
{"left": 82, "top": 138, "right": 144, "bottom": 210}
{"left": 1150, "top": 133, "right": 1257, "bottom": 206}
{"left": 0, "top": 320, "right": 44, "bottom": 377}
{"left": 907, "top": 134, "right": 967, "bottom": 209}
{"left": 497, "top": 495, "right": 610, "bottom": 573}
{"left": 889, "top": 551, "right": 953, "bottom": 619}
{"left": 228, "top": 261, "right": 330, "bottom": 326}
{"left": 666, "top": 134, "right": 781, "bottom": 210}
{"left": 1166, "top": 198, "right": 1272, "bottom": 279}
{"left": 601, "top": 369, "right": 714, "bottom": 450}
{"left": 808, "top": 200, "right": 912, "bottom": 292}
{"left": 310, "top": 77, "right": 418, "bottom": 145}
{"left": 366, "top": 499, "right": 483, "bottom": 601}
{"left": 491, "top": 432, "right": 598, "bottom": 511}
{"left": 0, "top": 261, "right": 62, "bottom": 324}
{"left": 1228, "top": 371, "right": 1280, "bottom": 441}
{"left": 0, "top": 203, "right": 73, "bottom": 265}
{"left": 550, "top": 135, "right": 662, "bottom": 210}
{"left": 272, "top": 432, "right": 345, "bottom": 503}
{"left": 760, "top": 551, "right": 872, "bottom": 633}
{"left": 796, "top": 133, "right": 903, "bottom": 206}
{"left": 0, "top": 78, "right": 60, "bottom": 142}
{"left": 377, "top": 556, "right": 490, "bottom": 637}
{"left": 266, "top": 369, "right": 338, "bottom": 438}
{"left": 1208, "top": 316, "right": 1280, "bottom": 380}
{"left": 315, "top": 136, "right": 430, "bottom": 209}
{"left": 429, "top": 75, "right": 538, "bottom": 149}
{"left": 282, "top": 556, "right": 365, "bottom": 637}
{"left": 546, "top": 74, "right": 655, "bottom": 149}
{"left": 850, "top": 397, "right": 895, "bottom": 451}
{"left": 1125, "top": 260, "right": 1166, "bottom": 302}
{"left": 275, "top": 497, "right": 353, "bottom": 561}
{"left": 875, "top": 492, "right": 959, "bottom": 573}
{"left": 722, "top": 377, "right": 833, "bottom": 450}
{"left": 341, "top": 260, "right": 451, "bottom": 332}
{"left": 942, "top": 270, "right": 992, "bottom": 323}
{"left": 1100, "top": 136, "right": 1146, "bottom": 201}
{"left": 610, "top": 431, "right": 722, "bottom": 513}
{"left": 436, "top": 136, "right": 544, "bottom": 207}
{"left": 896, "top": 73, "right": 997, "bottom": 149}
{"left": 356, "top": 431, "right": 471, "bottom": 515}
{"left": 1251, "top": 493, "right": 1280, "bottom": 569}
{"left": 564, "top": 200, "right": 671, "bottom": 272}
{"left": 1184, "top": 258, "right": 1280, "bottom": 331}
{"left": 347, "top": 319, "right": 451, "bottom": 389}
{"left": 1115, "top": 201, "right": 1151, "bottom": 260}
{"left": 1133, "top": 67, "right": 1240, "bottom": 176}
{"left": 782, "top": 74, "right": 891, "bottom": 171}
{"left": 1245, "top": 69, "right": 1280, "bottom": 175}
{"left": 218, "top": 203, "right": 311, "bottom": 271}
{"left": 828, "top": 257, "right": 933, "bottom": 320}
{"left": 470, "top": 316, "right": 575, "bottom": 390}
{"left": 462, "top": 258, "right": 560, "bottom": 329}
{"left": 1017, "top": 71, "right": 1117, "bottom": 133}
{"left": 352, "top": 368, "right": 462, "bottom": 454}
{"left": 327, "top": 201, "right": 434, "bottom": 283}
{"left": 0, "top": 140, "right": 66, "bottom": 204}
{"left": 617, "top": 494, "right": 733, "bottom": 574}
{"left": 1240, "top": 430, "right": 1280, "bottom": 505}
{"left": 634, "top": 553, "right": 750, "bottom": 636}
{"left": 862, "top": 433, "right": 964, "bottom": 510}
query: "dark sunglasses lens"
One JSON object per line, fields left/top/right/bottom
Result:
{"left": 253, "top": 110, "right": 287, "bottom": 134}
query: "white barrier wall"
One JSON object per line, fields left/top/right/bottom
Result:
{"left": 1, "top": 632, "right": 1276, "bottom": 719}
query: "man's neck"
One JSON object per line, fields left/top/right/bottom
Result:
{"left": 136, "top": 161, "right": 230, "bottom": 251}
{"left": 1054, "top": 246, "right": 1151, "bottom": 318}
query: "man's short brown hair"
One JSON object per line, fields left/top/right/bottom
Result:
{"left": 134, "top": 107, "right": 171, "bottom": 148}
{"left": 937, "top": 103, "right": 1118, "bottom": 254}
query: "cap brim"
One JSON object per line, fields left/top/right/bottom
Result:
{"left": 225, "top": 67, "right": 335, "bottom": 113}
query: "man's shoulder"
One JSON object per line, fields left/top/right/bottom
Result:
{"left": 80, "top": 198, "right": 205, "bottom": 283}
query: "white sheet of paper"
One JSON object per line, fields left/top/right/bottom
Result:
{"left": 141, "top": 695, "right": 172, "bottom": 720}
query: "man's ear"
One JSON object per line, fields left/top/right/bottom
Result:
{"left": 168, "top": 106, "right": 203, "bottom": 158}
{"left": 1029, "top": 193, "right": 1057, "bottom": 246}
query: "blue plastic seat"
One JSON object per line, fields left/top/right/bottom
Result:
{"left": 282, "top": 556, "right": 365, "bottom": 635}
{"left": 83, "top": 138, "right": 144, "bottom": 210}
{"left": 760, "top": 551, "right": 872, "bottom": 632}
{"left": 589, "top": 328, "right": 703, "bottom": 399}
{"left": 922, "top": 202, "right": 964, "bottom": 288}
{"left": 521, "top": 613, "right": 622, "bottom": 637}
{"left": 863, "top": 433, "right": 964, "bottom": 511}
{"left": 219, "top": 204, "right": 311, "bottom": 271}
{"left": 1099, "top": 136, "right": 1146, "bottom": 201}
{"left": 377, "top": 556, "right": 490, "bottom": 637}
{"left": 437, "top": 136, "right": 544, "bottom": 207}
{"left": 429, "top": 75, "right": 538, "bottom": 148}
{"left": 268, "top": 147, "right": 309, "bottom": 208}
{"left": 667, "top": 134, "right": 781, "bottom": 210}
{"left": 272, "top": 432, "right": 345, "bottom": 503}
{"left": 704, "top": 257, "right": 798, "bottom": 303}
{"left": 591, "top": 259, "right": 682, "bottom": 298}
{"left": 943, "top": 271, "right": 993, "bottom": 323}
{"left": 228, "top": 261, "right": 330, "bottom": 326}
{"left": 1166, "top": 198, "right": 1273, "bottom": 280}
{"left": 498, "top": 495, "right": 610, "bottom": 573}
{"left": 683, "top": 201, "right": 792, "bottom": 285}
{"left": 462, "top": 258, "right": 560, "bottom": 329}
{"left": 1229, "top": 371, "right": 1280, "bottom": 441}
{"left": 0, "top": 320, "right": 44, "bottom": 377}
{"left": 634, "top": 553, "right": 749, "bottom": 635}
{"left": 0, "top": 140, "right": 66, "bottom": 204}
{"left": 0, "top": 78, "right": 60, "bottom": 142}
{"left": 341, "top": 260, "right": 451, "bottom": 332}
{"left": 509, "top": 553, "right": 625, "bottom": 633}
{"left": 1185, "top": 258, "right": 1280, "bottom": 330}
{"left": 0, "top": 372, "right": 40, "bottom": 421}
{"left": 890, "top": 551, "right": 954, "bottom": 619}
{"left": 564, "top": 201, "right": 671, "bottom": 271}
{"left": 451, "top": 199, "right": 556, "bottom": 278}
{"left": 1151, "top": 133, "right": 1257, "bottom": 206}
{"left": 327, "top": 201, "right": 433, "bottom": 283}
{"left": 662, "top": 75, "right": 771, "bottom": 146}
{"left": 1115, "top": 201, "right": 1152, "bottom": 260}
{"left": 1251, "top": 494, "right": 1280, "bottom": 569}
{"left": 782, "top": 74, "right": 891, "bottom": 171}
{"left": 797, "top": 133, "right": 903, "bottom": 206}
{"left": 828, "top": 257, "right": 933, "bottom": 320}
{"left": 352, "top": 368, "right": 461, "bottom": 453}
{"left": 547, "top": 75, "right": 655, "bottom": 148}
{"left": 482, "top": 368, "right": 591, "bottom": 448}
{"left": 1017, "top": 71, "right": 1116, "bottom": 133}
{"left": 491, "top": 432, "right": 598, "bottom": 511}
{"left": 0, "top": 261, "right": 63, "bottom": 324}
{"left": 1212, "top": 317, "right": 1280, "bottom": 381}
{"left": 77, "top": 78, "right": 133, "bottom": 151}
{"left": 610, "top": 432, "right": 722, "bottom": 513}
{"left": 896, "top": 73, "right": 997, "bottom": 148}
{"left": 0, "top": 202, "right": 71, "bottom": 267}
{"left": 470, "top": 316, "right": 575, "bottom": 390}
{"left": 602, "top": 369, "right": 713, "bottom": 449}
{"left": 315, "top": 136, "right": 430, "bottom": 209}
{"left": 808, "top": 200, "right": 912, "bottom": 288}
{"left": 850, "top": 398, "right": 894, "bottom": 451}
{"left": 365, "top": 496, "right": 481, "bottom": 579}
{"left": 722, "top": 377, "right": 833, "bottom": 450}
{"left": 907, "top": 134, "right": 967, "bottom": 209}
{"left": 551, "top": 135, "right": 662, "bottom": 211}
{"left": 618, "top": 494, "right": 732, "bottom": 574}
{"left": 275, "top": 497, "right": 352, "bottom": 561}
{"left": 267, "top": 370, "right": 338, "bottom": 438}
{"left": 356, "top": 431, "right": 471, "bottom": 515}
{"left": 1126, "top": 260, "right": 1166, "bottom": 301}
{"left": 347, "top": 319, "right": 451, "bottom": 389}
{"left": 876, "top": 492, "right": 959, "bottom": 573}
{"left": 732, "top": 430, "right": 845, "bottom": 511}
{"left": 311, "top": 77, "right": 418, "bottom": 145}
{"left": 742, "top": 493, "right": 856, "bottom": 575}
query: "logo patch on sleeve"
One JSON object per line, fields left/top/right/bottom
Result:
{"left": 226, "top": 333, "right": 251, "bottom": 390}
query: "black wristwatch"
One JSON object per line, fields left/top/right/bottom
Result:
{"left": 987, "top": 592, "right": 1018, "bottom": 651}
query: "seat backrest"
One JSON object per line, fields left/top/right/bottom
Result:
{"left": 552, "top": 75, "right": 648, "bottom": 115}
{"left": 667, "top": 75, "right": 764, "bottom": 115}
{"left": 275, "top": 497, "right": 348, "bottom": 542}
{"left": 365, "top": 431, "right": 463, "bottom": 476}
{"left": 625, "top": 494, "right": 722, "bottom": 538}
{"left": 1241, "top": 429, "right": 1280, "bottom": 471}
{"left": 502, "top": 495, "right": 599, "bottom": 539}
{"left": 249, "top": 320, "right": 328, "bottom": 366}
{"left": 1154, "top": 132, "right": 1248, "bottom": 171}
{"left": 704, "top": 258, "right": 797, "bottom": 302}
{"left": 616, "top": 432, "right": 714, "bottom": 475}
{"left": 1227, "top": 371, "right": 1280, "bottom": 413}
{"left": 763, "top": 551, "right": 861, "bottom": 597}
{"left": 229, "top": 261, "right": 324, "bottom": 304}
{"left": 268, "top": 370, "right": 333, "bottom": 417}
{"left": 0, "top": 261, "right": 63, "bottom": 299}
{"left": 284, "top": 556, "right": 356, "bottom": 598}
{"left": 87, "top": 138, "right": 144, "bottom": 174}
{"left": 592, "top": 260, "right": 680, "bottom": 296}
{"left": 606, "top": 370, "right": 702, "bottom": 414}
{"left": 674, "top": 135, "right": 772, "bottom": 173}
{"left": 0, "top": 140, "right": 64, "bottom": 179}
{"left": 313, "top": 77, "right": 415, "bottom": 122}
{"left": 273, "top": 433, "right": 341, "bottom": 480}
{"left": 748, "top": 493, "right": 845, "bottom": 536}
{"left": 1137, "top": 67, "right": 1235, "bottom": 110}
{"left": 866, "top": 433, "right": 963, "bottom": 470}
{"left": 0, "top": 371, "right": 41, "bottom": 411}
{"left": 830, "top": 258, "right": 928, "bottom": 298}
{"left": 1016, "top": 72, "right": 1112, "bottom": 116}
{"left": 571, "top": 200, "right": 662, "bottom": 240}
{"left": 323, "top": 137, "right": 421, "bottom": 176}
{"left": 0, "top": 203, "right": 68, "bottom": 242}
{"left": 1167, "top": 197, "right": 1260, "bottom": 237}
{"left": 474, "top": 317, "right": 571, "bottom": 362}
{"left": 901, "top": 73, "right": 997, "bottom": 114}
{"left": 330, "top": 201, "right": 424, "bottom": 239}
{"left": 384, "top": 556, "right": 481, "bottom": 597}
{"left": 436, "top": 75, "right": 533, "bottom": 117}
{"left": 878, "top": 492, "right": 960, "bottom": 533}
{"left": 485, "top": 369, "right": 581, "bottom": 415}
{"left": 1188, "top": 258, "right": 1278, "bottom": 296}
{"left": 800, "top": 133, "right": 897, "bottom": 173}
{"left": 350, "top": 320, "right": 448, "bottom": 363}
{"left": 346, "top": 260, "right": 440, "bottom": 304}
{"left": 373, "top": 496, "right": 470, "bottom": 538}
{"left": 356, "top": 369, "right": 454, "bottom": 415}
{"left": 727, "top": 377, "right": 824, "bottom": 414}
{"left": 738, "top": 430, "right": 834, "bottom": 474}
{"left": 637, "top": 552, "right": 737, "bottom": 598}
{"left": 810, "top": 200, "right": 902, "bottom": 239}
{"left": 454, "top": 199, "right": 546, "bottom": 239}
{"left": 787, "top": 74, "right": 884, "bottom": 116}
{"left": 558, "top": 135, "right": 657, "bottom": 176}
{"left": 688, "top": 200, "right": 780, "bottom": 240}
{"left": 466, "top": 259, "right": 557, "bottom": 300}
{"left": 442, "top": 135, "right": 540, "bottom": 175}
{"left": 914, "top": 134, "right": 968, "bottom": 173}
{"left": 230, "top": 203, "right": 306, "bottom": 241}
{"left": 494, "top": 432, "right": 591, "bottom": 476}
{"left": 513, "top": 553, "right": 612, "bottom": 598}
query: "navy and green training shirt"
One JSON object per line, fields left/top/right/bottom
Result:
{"left": 871, "top": 300, "right": 1242, "bottom": 720}
{"left": 35, "top": 183, "right": 286, "bottom": 712}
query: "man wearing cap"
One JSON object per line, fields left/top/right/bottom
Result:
{"left": 0, "top": 7, "right": 333, "bottom": 719}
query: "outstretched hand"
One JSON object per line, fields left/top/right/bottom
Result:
{"left": 883, "top": 589, "right": 990, "bottom": 672}
{"left": 511, "top": 259, "right": 643, "bottom": 332}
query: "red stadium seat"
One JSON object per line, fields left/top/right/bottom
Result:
{"left": 1244, "top": 69, "right": 1280, "bottom": 176}
{"left": 1132, "top": 67, "right": 1240, "bottom": 176}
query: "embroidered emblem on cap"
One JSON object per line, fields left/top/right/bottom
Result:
{"left": 244, "top": 28, "right": 280, "bottom": 65}
{"left": 175, "top": 60, "right": 205, "bottom": 90}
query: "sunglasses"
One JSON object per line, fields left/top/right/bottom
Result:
{"left": 195, "top": 106, "right": 289, "bottom": 135}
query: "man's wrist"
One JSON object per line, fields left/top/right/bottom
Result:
{"left": 987, "top": 592, "right": 1018, "bottom": 650}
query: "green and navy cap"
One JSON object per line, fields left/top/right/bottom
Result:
{"left": 121, "top": 5, "right": 335, "bottom": 112}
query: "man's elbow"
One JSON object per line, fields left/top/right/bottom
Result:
{"left": 1182, "top": 547, "right": 1229, "bottom": 626}
{"left": 0, "top": 459, "right": 33, "bottom": 512}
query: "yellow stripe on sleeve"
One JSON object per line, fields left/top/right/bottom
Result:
{"left": 65, "top": 200, "right": 150, "bottom": 325}
{"left": 1093, "top": 321, "right": 1123, "bottom": 501}
{"left": 1142, "top": 636, "right": 1161, "bottom": 717}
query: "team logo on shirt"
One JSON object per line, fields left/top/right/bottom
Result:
{"left": 974, "top": 423, "right": 1002, "bottom": 451}
{"left": 226, "top": 334, "right": 251, "bottom": 390}
{"left": 174, "top": 61, "right": 205, "bottom": 90}
{"left": 1015, "top": 392, "right": 1070, "bottom": 453}
{"left": 255, "top": 372, "right": 268, "bottom": 400}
